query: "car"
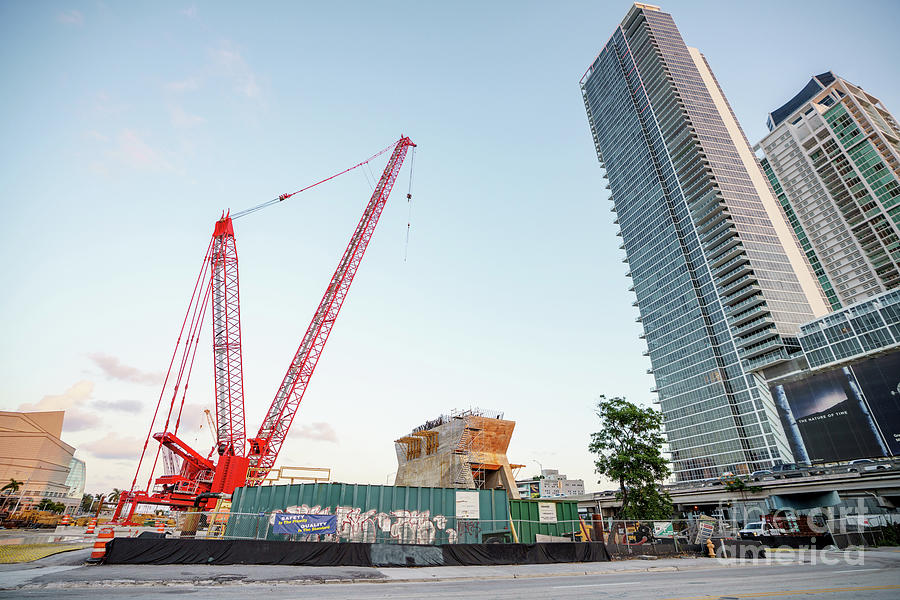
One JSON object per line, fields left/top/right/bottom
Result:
{"left": 771, "top": 463, "right": 805, "bottom": 478}
{"left": 739, "top": 521, "right": 785, "bottom": 538}
{"left": 750, "top": 469, "right": 773, "bottom": 481}
{"left": 847, "top": 459, "right": 891, "bottom": 473}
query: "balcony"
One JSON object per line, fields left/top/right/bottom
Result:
{"left": 722, "top": 284, "right": 762, "bottom": 307}
{"left": 745, "top": 348, "right": 790, "bottom": 371}
{"left": 717, "top": 262, "right": 753, "bottom": 286}
{"left": 731, "top": 313, "right": 773, "bottom": 336}
{"left": 720, "top": 274, "right": 757, "bottom": 298}
{"left": 711, "top": 251, "right": 749, "bottom": 275}
{"left": 735, "top": 326, "right": 779, "bottom": 348}
{"left": 696, "top": 210, "right": 731, "bottom": 234}
{"left": 708, "top": 239, "right": 743, "bottom": 266}
{"left": 726, "top": 293, "right": 767, "bottom": 317}
{"left": 739, "top": 337, "right": 784, "bottom": 360}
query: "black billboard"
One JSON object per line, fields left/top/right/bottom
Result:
{"left": 770, "top": 350, "right": 899, "bottom": 463}
{"left": 850, "top": 351, "right": 900, "bottom": 455}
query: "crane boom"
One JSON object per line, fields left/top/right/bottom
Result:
{"left": 247, "top": 136, "right": 415, "bottom": 481}
{"left": 210, "top": 216, "right": 246, "bottom": 456}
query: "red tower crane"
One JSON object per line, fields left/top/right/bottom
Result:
{"left": 113, "top": 136, "right": 415, "bottom": 522}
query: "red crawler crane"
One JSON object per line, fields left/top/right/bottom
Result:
{"left": 113, "top": 137, "right": 415, "bottom": 522}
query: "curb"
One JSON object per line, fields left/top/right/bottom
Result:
{"left": 16, "top": 558, "right": 800, "bottom": 589}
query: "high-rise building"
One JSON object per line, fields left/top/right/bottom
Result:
{"left": 580, "top": 3, "right": 829, "bottom": 481}
{"left": 757, "top": 73, "right": 900, "bottom": 309}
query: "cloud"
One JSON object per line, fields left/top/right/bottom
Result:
{"left": 94, "top": 399, "right": 143, "bottom": 412}
{"left": 289, "top": 422, "right": 338, "bottom": 443}
{"left": 180, "top": 5, "right": 197, "bottom": 18}
{"left": 89, "top": 353, "right": 162, "bottom": 385}
{"left": 165, "top": 78, "right": 199, "bottom": 93}
{"left": 57, "top": 10, "right": 84, "bottom": 25}
{"left": 17, "top": 381, "right": 101, "bottom": 432}
{"left": 113, "top": 130, "right": 174, "bottom": 172}
{"left": 169, "top": 105, "right": 206, "bottom": 127}
{"left": 80, "top": 433, "right": 143, "bottom": 460}
{"left": 211, "top": 44, "right": 262, "bottom": 99}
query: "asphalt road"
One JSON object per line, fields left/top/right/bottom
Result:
{"left": 3, "top": 549, "right": 899, "bottom": 599}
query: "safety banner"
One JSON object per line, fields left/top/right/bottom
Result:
{"left": 273, "top": 513, "right": 337, "bottom": 535}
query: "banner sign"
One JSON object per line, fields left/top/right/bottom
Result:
{"left": 455, "top": 491, "right": 480, "bottom": 519}
{"left": 694, "top": 520, "right": 715, "bottom": 544}
{"left": 538, "top": 502, "right": 558, "bottom": 523}
{"left": 653, "top": 521, "right": 674, "bottom": 538}
{"left": 273, "top": 513, "right": 337, "bottom": 535}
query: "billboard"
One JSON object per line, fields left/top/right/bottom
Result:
{"left": 770, "top": 350, "right": 899, "bottom": 462}
{"left": 850, "top": 351, "right": 900, "bottom": 455}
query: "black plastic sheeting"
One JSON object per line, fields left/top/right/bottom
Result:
{"left": 104, "top": 538, "right": 610, "bottom": 567}
{"left": 442, "top": 542, "right": 610, "bottom": 566}
{"left": 104, "top": 538, "right": 372, "bottom": 566}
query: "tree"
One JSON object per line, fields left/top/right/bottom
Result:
{"left": 108, "top": 488, "right": 122, "bottom": 504}
{"left": 1, "top": 478, "right": 23, "bottom": 511}
{"left": 1, "top": 478, "right": 23, "bottom": 495}
{"left": 588, "top": 395, "right": 673, "bottom": 520}
{"left": 80, "top": 494, "right": 94, "bottom": 513}
{"left": 37, "top": 498, "right": 56, "bottom": 512}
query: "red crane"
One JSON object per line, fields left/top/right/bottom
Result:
{"left": 113, "top": 136, "right": 415, "bottom": 522}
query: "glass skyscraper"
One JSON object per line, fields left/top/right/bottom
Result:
{"left": 580, "top": 3, "right": 829, "bottom": 481}
{"left": 757, "top": 73, "right": 900, "bottom": 309}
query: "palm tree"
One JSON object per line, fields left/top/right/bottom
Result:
{"left": 108, "top": 488, "right": 122, "bottom": 504}
{"left": 1, "top": 478, "right": 23, "bottom": 512}
{"left": 37, "top": 498, "right": 55, "bottom": 512}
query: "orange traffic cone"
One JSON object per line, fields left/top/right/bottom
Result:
{"left": 156, "top": 519, "right": 166, "bottom": 534}
{"left": 61, "top": 514, "right": 71, "bottom": 526}
{"left": 89, "top": 527, "right": 115, "bottom": 563}
{"left": 85, "top": 518, "right": 97, "bottom": 535}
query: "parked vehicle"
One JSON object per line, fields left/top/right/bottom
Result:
{"left": 750, "top": 469, "right": 773, "bottom": 480}
{"left": 847, "top": 459, "right": 891, "bottom": 472}
{"left": 739, "top": 521, "right": 785, "bottom": 538}
{"left": 771, "top": 463, "right": 805, "bottom": 478}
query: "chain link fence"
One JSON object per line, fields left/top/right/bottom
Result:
{"left": 166, "top": 510, "right": 896, "bottom": 551}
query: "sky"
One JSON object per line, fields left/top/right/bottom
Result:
{"left": 1, "top": 1, "right": 899, "bottom": 496}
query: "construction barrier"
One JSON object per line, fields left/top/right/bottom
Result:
{"left": 156, "top": 520, "right": 166, "bottom": 534}
{"left": 85, "top": 518, "right": 97, "bottom": 535}
{"left": 60, "top": 514, "right": 71, "bottom": 526}
{"left": 104, "top": 538, "right": 611, "bottom": 566}
{"left": 88, "top": 527, "right": 115, "bottom": 563}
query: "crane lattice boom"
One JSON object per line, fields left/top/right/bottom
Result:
{"left": 247, "top": 136, "right": 415, "bottom": 481}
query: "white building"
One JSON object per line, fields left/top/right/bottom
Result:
{"left": 517, "top": 469, "right": 584, "bottom": 498}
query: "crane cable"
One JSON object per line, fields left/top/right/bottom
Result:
{"left": 404, "top": 146, "right": 416, "bottom": 262}
{"left": 230, "top": 139, "right": 399, "bottom": 220}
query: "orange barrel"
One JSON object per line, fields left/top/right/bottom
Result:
{"left": 88, "top": 527, "right": 115, "bottom": 563}
{"left": 61, "top": 514, "right": 71, "bottom": 526}
{"left": 156, "top": 520, "right": 165, "bottom": 534}
{"left": 85, "top": 518, "right": 97, "bottom": 535}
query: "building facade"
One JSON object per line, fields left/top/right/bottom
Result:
{"left": 757, "top": 73, "right": 900, "bottom": 309}
{"left": 768, "top": 289, "right": 900, "bottom": 463}
{"left": 516, "top": 469, "right": 585, "bottom": 499}
{"left": 0, "top": 411, "right": 83, "bottom": 513}
{"left": 580, "top": 3, "right": 829, "bottom": 481}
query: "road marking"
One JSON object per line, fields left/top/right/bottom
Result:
{"left": 553, "top": 582, "right": 640, "bottom": 588}
{"left": 661, "top": 584, "right": 900, "bottom": 599}
{"left": 833, "top": 568, "right": 881, "bottom": 573}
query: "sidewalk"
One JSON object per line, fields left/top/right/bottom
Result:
{"left": 0, "top": 549, "right": 809, "bottom": 590}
